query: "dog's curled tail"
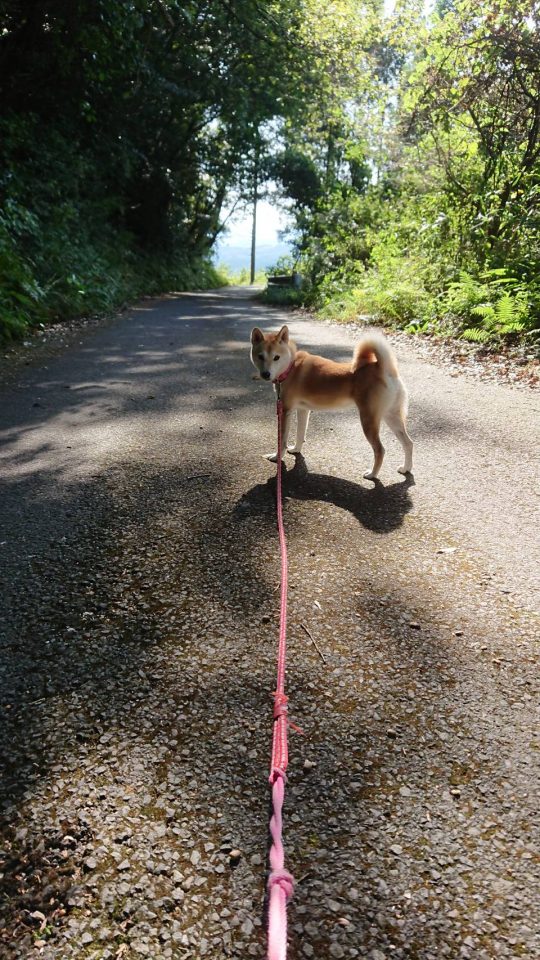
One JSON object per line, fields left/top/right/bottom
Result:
{"left": 351, "top": 328, "right": 399, "bottom": 378}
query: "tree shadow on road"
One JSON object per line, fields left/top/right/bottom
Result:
{"left": 0, "top": 291, "right": 498, "bottom": 959}
{"left": 236, "top": 454, "right": 414, "bottom": 534}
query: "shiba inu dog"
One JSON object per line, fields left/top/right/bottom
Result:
{"left": 250, "top": 325, "right": 413, "bottom": 480}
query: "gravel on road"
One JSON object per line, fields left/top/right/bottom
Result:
{"left": 1, "top": 288, "right": 539, "bottom": 959}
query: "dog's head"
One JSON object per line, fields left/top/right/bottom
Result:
{"left": 250, "top": 325, "right": 293, "bottom": 381}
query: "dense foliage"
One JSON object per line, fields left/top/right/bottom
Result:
{"left": 0, "top": 0, "right": 326, "bottom": 340}
{"left": 2, "top": 1, "right": 539, "bottom": 346}
{"left": 268, "top": 0, "right": 540, "bottom": 346}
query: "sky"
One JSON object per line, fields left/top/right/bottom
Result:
{"left": 215, "top": 195, "right": 294, "bottom": 271}
{"left": 220, "top": 197, "right": 292, "bottom": 247}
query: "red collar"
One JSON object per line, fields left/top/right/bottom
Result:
{"left": 273, "top": 359, "right": 295, "bottom": 384}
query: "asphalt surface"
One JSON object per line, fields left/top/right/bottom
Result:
{"left": 0, "top": 287, "right": 539, "bottom": 960}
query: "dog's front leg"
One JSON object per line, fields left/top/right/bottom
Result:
{"left": 264, "top": 409, "right": 291, "bottom": 462}
{"left": 288, "top": 408, "right": 310, "bottom": 454}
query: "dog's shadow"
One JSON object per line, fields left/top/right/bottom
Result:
{"left": 236, "top": 455, "right": 415, "bottom": 534}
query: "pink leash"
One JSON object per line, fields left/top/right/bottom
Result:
{"left": 267, "top": 386, "right": 296, "bottom": 960}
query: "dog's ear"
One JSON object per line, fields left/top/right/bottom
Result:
{"left": 277, "top": 325, "right": 289, "bottom": 343}
{"left": 251, "top": 327, "right": 264, "bottom": 345}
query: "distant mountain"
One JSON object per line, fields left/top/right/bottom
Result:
{"left": 214, "top": 242, "right": 292, "bottom": 273}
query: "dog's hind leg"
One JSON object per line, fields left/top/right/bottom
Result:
{"left": 359, "top": 410, "right": 385, "bottom": 480}
{"left": 288, "top": 408, "right": 310, "bottom": 454}
{"left": 384, "top": 408, "right": 413, "bottom": 474}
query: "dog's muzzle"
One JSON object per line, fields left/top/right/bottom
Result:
{"left": 261, "top": 371, "right": 271, "bottom": 380}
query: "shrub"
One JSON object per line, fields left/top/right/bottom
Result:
{"left": 440, "top": 270, "right": 534, "bottom": 342}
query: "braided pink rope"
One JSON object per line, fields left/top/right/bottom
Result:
{"left": 268, "top": 776, "right": 294, "bottom": 960}
{"left": 267, "top": 394, "right": 294, "bottom": 960}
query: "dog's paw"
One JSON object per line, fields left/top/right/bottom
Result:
{"left": 397, "top": 465, "right": 411, "bottom": 475}
{"left": 363, "top": 470, "right": 379, "bottom": 481}
{"left": 287, "top": 445, "right": 303, "bottom": 454}
{"left": 263, "top": 452, "right": 280, "bottom": 463}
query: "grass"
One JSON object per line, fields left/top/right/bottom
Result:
{"left": 309, "top": 262, "right": 540, "bottom": 351}
{"left": 257, "top": 285, "right": 306, "bottom": 307}
{"left": 215, "top": 264, "right": 268, "bottom": 286}
{"left": 0, "top": 252, "right": 229, "bottom": 345}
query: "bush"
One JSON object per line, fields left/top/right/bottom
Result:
{"left": 437, "top": 270, "right": 532, "bottom": 342}
{"left": 0, "top": 203, "right": 227, "bottom": 345}
{"left": 296, "top": 213, "right": 540, "bottom": 347}
{"left": 284, "top": 161, "right": 540, "bottom": 349}
{"left": 258, "top": 285, "right": 306, "bottom": 307}
{"left": 0, "top": 115, "right": 228, "bottom": 345}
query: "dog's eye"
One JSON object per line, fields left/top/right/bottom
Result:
{"left": 273, "top": 355, "right": 280, "bottom": 362}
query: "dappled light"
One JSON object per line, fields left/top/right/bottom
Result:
{"left": 1, "top": 0, "right": 539, "bottom": 956}
{"left": 2, "top": 287, "right": 539, "bottom": 958}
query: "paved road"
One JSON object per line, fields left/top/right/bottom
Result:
{"left": 1, "top": 288, "right": 539, "bottom": 959}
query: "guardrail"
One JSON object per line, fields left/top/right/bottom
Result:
{"left": 267, "top": 273, "right": 302, "bottom": 289}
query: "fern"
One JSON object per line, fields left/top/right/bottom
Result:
{"left": 502, "top": 319, "right": 525, "bottom": 333}
{"left": 462, "top": 289, "right": 527, "bottom": 342}
{"left": 497, "top": 293, "right": 516, "bottom": 325}
{"left": 471, "top": 303, "right": 495, "bottom": 319}
{"left": 462, "top": 327, "right": 490, "bottom": 342}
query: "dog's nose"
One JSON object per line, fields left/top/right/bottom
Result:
{"left": 261, "top": 371, "right": 271, "bottom": 380}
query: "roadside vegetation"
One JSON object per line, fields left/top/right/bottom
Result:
{"left": 264, "top": 1, "right": 540, "bottom": 350}
{"left": 0, "top": 1, "right": 325, "bottom": 343}
{"left": 2, "top": 2, "right": 539, "bottom": 351}
{"left": 219, "top": 267, "right": 268, "bottom": 287}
